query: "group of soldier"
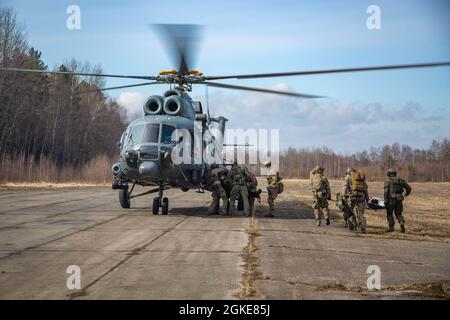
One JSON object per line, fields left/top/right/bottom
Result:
{"left": 204, "top": 160, "right": 282, "bottom": 218}
{"left": 310, "top": 166, "right": 412, "bottom": 234}
{"left": 204, "top": 160, "right": 412, "bottom": 234}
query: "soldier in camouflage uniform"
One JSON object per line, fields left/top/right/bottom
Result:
{"left": 264, "top": 161, "right": 282, "bottom": 218}
{"left": 246, "top": 169, "right": 261, "bottom": 216}
{"left": 384, "top": 168, "right": 412, "bottom": 233}
{"left": 228, "top": 160, "right": 250, "bottom": 216}
{"left": 342, "top": 167, "right": 369, "bottom": 234}
{"left": 310, "top": 166, "right": 331, "bottom": 226}
{"left": 205, "top": 165, "right": 228, "bottom": 215}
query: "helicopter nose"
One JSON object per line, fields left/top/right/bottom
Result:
{"left": 139, "top": 161, "right": 159, "bottom": 177}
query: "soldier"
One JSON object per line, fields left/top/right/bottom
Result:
{"left": 384, "top": 168, "right": 412, "bottom": 233}
{"left": 228, "top": 160, "right": 250, "bottom": 216}
{"left": 342, "top": 167, "right": 369, "bottom": 234}
{"left": 264, "top": 161, "right": 282, "bottom": 218}
{"left": 310, "top": 166, "right": 331, "bottom": 226}
{"left": 246, "top": 168, "right": 261, "bottom": 216}
{"left": 205, "top": 165, "right": 228, "bottom": 215}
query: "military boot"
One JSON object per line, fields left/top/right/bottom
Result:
{"left": 361, "top": 228, "right": 366, "bottom": 234}
{"left": 400, "top": 224, "right": 405, "bottom": 233}
{"left": 316, "top": 220, "right": 321, "bottom": 227}
{"left": 265, "top": 210, "right": 274, "bottom": 218}
{"left": 386, "top": 226, "right": 395, "bottom": 232}
{"left": 326, "top": 218, "right": 330, "bottom": 225}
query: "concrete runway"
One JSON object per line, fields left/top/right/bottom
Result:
{"left": 0, "top": 186, "right": 449, "bottom": 299}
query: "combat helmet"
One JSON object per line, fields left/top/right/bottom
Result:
{"left": 345, "top": 167, "right": 354, "bottom": 174}
{"left": 386, "top": 168, "right": 397, "bottom": 176}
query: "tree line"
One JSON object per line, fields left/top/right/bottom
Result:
{"left": 0, "top": 7, "right": 126, "bottom": 182}
{"left": 279, "top": 139, "right": 450, "bottom": 182}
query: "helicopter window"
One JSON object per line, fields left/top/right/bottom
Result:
{"left": 128, "top": 124, "right": 145, "bottom": 145}
{"left": 161, "top": 125, "right": 175, "bottom": 145}
{"left": 143, "top": 124, "right": 160, "bottom": 143}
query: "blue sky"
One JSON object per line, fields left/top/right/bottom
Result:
{"left": 3, "top": 0, "right": 450, "bottom": 153}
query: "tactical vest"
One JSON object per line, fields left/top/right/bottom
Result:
{"left": 231, "top": 166, "right": 246, "bottom": 185}
{"left": 311, "top": 173, "right": 325, "bottom": 191}
{"left": 389, "top": 177, "right": 404, "bottom": 200}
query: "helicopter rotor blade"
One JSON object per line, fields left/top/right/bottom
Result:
{"left": 152, "top": 24, "right": 204, "bottom": 76}
{"left": 80, "top": 82, "right": 161, "bottom": 93}
{"left": 204, "top": 82, "right": 323, "bottom": 98}
{"left": 205, "top": 62, "right": 450, "bottom": 80}
{"left": 0, "top": 67, "right": 157, "bottom": 80}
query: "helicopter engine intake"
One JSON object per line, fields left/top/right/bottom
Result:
{"left": 144, "top": 95, "right": 164, "bottom": 115}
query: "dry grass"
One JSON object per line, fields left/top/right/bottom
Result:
{"left": 0, "top": 182, "right": 109, "bottom": 191}
{"left": 275, "top": 179, "right": 450, "bottom": 243}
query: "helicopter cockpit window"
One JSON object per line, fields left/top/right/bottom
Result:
{"left": 143, "top": 124, "right": 160, "bottom": 143}
{"left": 128, "top": 124, "right": 145, "bottom": 146}
{"left": 161, "top": 125, "right": 175, "bottom": 145}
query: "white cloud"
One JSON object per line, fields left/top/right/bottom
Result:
{"left": 206, "top": 83, "right": 448, "bottom": 154}
{"left": 117, "top": 92, "right": 146, "bottom": 121}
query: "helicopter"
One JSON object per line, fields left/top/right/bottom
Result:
{"left": 1, "top": 24, "right": 449, "bottom": 215}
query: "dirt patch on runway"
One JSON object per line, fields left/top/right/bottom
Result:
{"left": 236, "top": 215, "right": 265, "bottom": 300}
{"left": 317, "top": 280, "right": 450, "bottom": 299}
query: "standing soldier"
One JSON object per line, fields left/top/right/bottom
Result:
{"left": 310, "top": 166, "right": 331, "bottom": 226}
{"left": 228, "top": 160, "right": 250, "bottom": 216}
{"left": 246, "top": 168, "right": 261, "bottom": 217}
{"left": 264, "top": 161, "right": 283, "bottom": 218}
{"left": 205, "top": 165, "right": 228, "bottom": 215}
{"left": 384, "top": 168, "right": 412, "bottom": 233}
{"left": 342, "top": 167, "right": 369, "bottom": 234}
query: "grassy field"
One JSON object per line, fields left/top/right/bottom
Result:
{"left": 275, "top": 179, "right": 450, "bottom": 243}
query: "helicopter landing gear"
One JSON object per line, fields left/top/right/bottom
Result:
{"left": 119, "top": 183, "right": 134, "bottom": 209}
{"left": 152, "top": 183, "right": 169, "bottom": 215}
{"left": 119, "top": 187, "right": 131, "bottom": 208}
{"left": 152, "top": 197, "right": 160, "bottom": 215}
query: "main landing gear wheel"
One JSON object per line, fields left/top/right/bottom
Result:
{"left": 152, "top": 197, "right": 160, "bottom": 215}
{"left": 119, "top": 187, "right": 130, "bottom": 209}
{"left": 161, "top": 197, "right": 169, "bottom": 215}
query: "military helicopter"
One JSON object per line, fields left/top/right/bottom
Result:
{"left": 1, "top": 24, "right": 449, "bottom": 214}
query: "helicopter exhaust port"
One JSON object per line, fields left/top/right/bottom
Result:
{"left": 143, "top": 95, "right": 164, "bottom": 115}
{"left": 163, "top": 95, "right": 183, "bottom": 116}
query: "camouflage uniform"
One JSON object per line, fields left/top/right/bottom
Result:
{"left": 384, "top": 170, "right": 412, "bottom": 233}
{"left": 246, "top": 169, "right": 258, "bottom": 216}
{"left": 228, "top": 164, "right": 250, "bottom": 216}
{"left": 342, "top": 170, "right": 369, "bottom": 233}
{"left": 310, "top": 166, "right": 331, "bottom": 226}
{"left": 206, "top": 167, "right": 228, "bottom": 215}
{"left": 266, "top": 168, "right": 281, "bottom": 217}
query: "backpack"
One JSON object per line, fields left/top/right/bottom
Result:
{"left": 351, "top": 171, "right": 366, "bottom": 192}
{"left": 311, "top": 173, "right": 324, "bottom": 191}
{"left": 277, "top": 181, "right": 284, "bottom": 194}
{"left": 389, "top": 177, "right": 404, "bottom": 198}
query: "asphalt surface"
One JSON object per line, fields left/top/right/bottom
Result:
{"left": 0, "top": 186, "right": 449, "bottom": 299}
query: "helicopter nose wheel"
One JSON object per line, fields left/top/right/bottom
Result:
{"left": 152, "top": 196, "right": 169, "bottom": 215}
{"left": 152, "top": 183, "right": 169, "bottom": 215}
